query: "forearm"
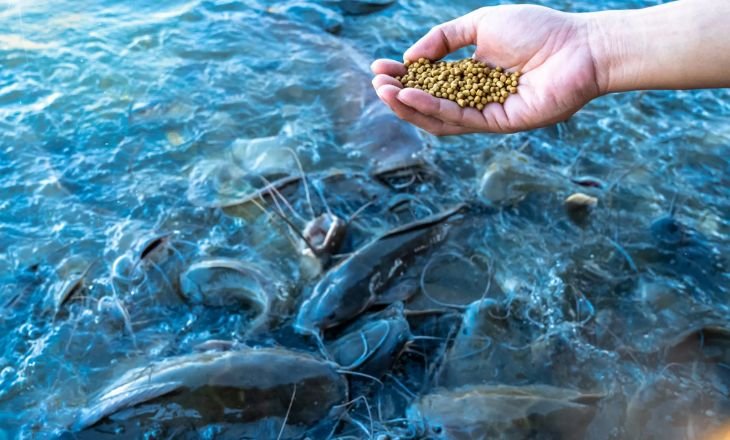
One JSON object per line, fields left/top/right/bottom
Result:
{"left": 586, "top": 0, "right": 730, "bottom": 94}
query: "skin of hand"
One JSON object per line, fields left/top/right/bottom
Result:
{"left": 371, "top": 0, "right": 730, "bottom": 136}
{"left": 371, "top": 5, "right": 600, "bottom": 135}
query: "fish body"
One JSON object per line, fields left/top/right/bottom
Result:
{"left": 407, "top": 384, "right": 602, "bottom": 440}
{"left": 324, "top": 0, "right": 396, "bottom": 15}
{"left": 327, "top": 302, "right": 411, "bottom": 377}
{"left": 75, "top": 347, "right": 348, "bottom": 433}
{"left": 294, "top": 205, "right": 465, "bottom": 333}
{"left": 179, "top": 258, "right": 275, "bottom": 309}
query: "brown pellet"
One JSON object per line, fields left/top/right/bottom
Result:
{"left": 395, "top": 57, "right": 519, "bottom": 108}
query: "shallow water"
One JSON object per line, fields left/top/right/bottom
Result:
{"left": 0, "top": 0, "right": 728, "bottom": 438}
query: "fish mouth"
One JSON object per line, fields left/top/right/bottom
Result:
{"left": 292, "top": 317, "right": 330, "bottom": 357}
{"left": 292, "top": 311, "right": 320, "bottom": 336}
{"left": 293, "top": 321, "right": 316, "bottom": 336}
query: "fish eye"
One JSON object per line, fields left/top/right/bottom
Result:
{"left": 431, "top": 425, "right": 443, "bottom": 435}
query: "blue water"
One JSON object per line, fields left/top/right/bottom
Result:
{"left": 0, "top": 0, "right": 728, "bottom": 438}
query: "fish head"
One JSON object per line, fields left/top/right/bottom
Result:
{"left": 294, "top": 283, "right": 365, "bottom": 334}
{"left": 650, "top": 215, "right": 691, "bottom": 247}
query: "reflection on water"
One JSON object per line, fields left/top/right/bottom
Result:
{"left": 0, "top": 0, "right": 728, "bottom": 438}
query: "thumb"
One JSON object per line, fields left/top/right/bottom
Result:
{"left": 403, "top": 11, "right": 479, "bottom": 62}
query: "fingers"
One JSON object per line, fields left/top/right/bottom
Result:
{"left": 404, "top": 12, "right": 478, "bottom": 62}
{"left": 373, "top": 84, "right": 466, "bottom": 136}
{"left": 370, "top": 59, "right": 406, "bottom": 77}
{"left": 372, "top": 73, "right": 402, "bottom": 90}
{"left": 371, "top": 74, "right": 512, "bottom": 134}
{"left": 396, "top": 88, "right": 488, "bottom": 129}
{"left": 395, "top": 87, "right": 522, "bottom": 134}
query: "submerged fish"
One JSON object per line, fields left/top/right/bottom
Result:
{"left": 324, "top": 0, "right": 397, "bottom": 15}
{"left": 178, "top": 258, "right": 278, "bottom": 309}
{"left": 294, "top": 204, "right": 466, "bottom": 334}
{"left": 327, "top": 302, "right": 411, "bottom": 377}
{"left": 407, "top": 384, "right": 602, "bottom": 440}
{"left": 663, "top": 325, "right": 730, "bottom": 364}
{"left": 74, "top": 347, "right": 348, "bottom": 434}
{"left": 645, "top": 213, "right": 726, "bottom": 293}
{"left": 52, "top": 262, "right": 94, "bottom": 313}
{"left": 436, "top": 298, "right": 533, "bottom": 387}
{"left": 477, "top": 151, "right": 563, "bottom": 205}
{"left": 268, "top": 2, "right": 344, "bottom": 34}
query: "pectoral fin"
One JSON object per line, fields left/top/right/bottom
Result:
{"left": 75, "top": 381, "right": 183, "bottom": 430}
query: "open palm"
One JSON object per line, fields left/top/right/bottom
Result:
{"left": 371, "top": 5, "right": 602, "bottom": 135}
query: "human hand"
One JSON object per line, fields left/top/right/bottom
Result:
{"left": 371, "top": 5, "right": 602, "bottom": 135}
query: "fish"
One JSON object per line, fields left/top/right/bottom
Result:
{"left": 53, "top": 262, "right": 95, "bottom": 313}
{"left": 179, "top": 258, "right": 279, "bottom": 309}
{"left": 327, "top": 302, "right": 411, "bottom": 377}
{"left": 267, "top": 2, "right": 344, "bottom": 34}
{"left": 477, "top": 151, "right": 564, "bottom": 205}
{"left": 294, "top": 204, "right": 466, "bottom": 334}
{"left": 74, "top": 347, "right": 349, "bottom": 434}
{"left": 179, "top": 258, "right": 290, "bottom": 334}
{"left": 324, "top": 0, "right": 397, "bottom": 15}
{"left": 407, "top": 384, "right": 603, "bottom": 440}
{"left": 663, "top": 325, "right": 730, "bottom": 364}
{"left": 645, "top": 213, "right": 726, "bottom": 293}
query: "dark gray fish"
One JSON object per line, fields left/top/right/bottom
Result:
{"left": 477, "top": 151, "right": 564, "bottom": 205}
{"left": 324, "top": 0, "right": 397, "bottom": 15}
{"left": 348, "top": 100, "right": 428, "bottom": 186}
{"left": 74, "top": 347, "right": 348, "bottom": 434}
{"left": 624, "top": 375, "right": 728, "bottom": 440}
{"left": 327, "top": 302, "right": 411, "bottom": 377}
{"left": 294, "top": 204, "right": 466, "bottom": 334}
{"left": 664, "top": 325, "right": 730, "bottom": 364}
{"left": 268, "top": 2, "right": 344, "bottom": 34}
{"left": 436, "top": 298, "right": 532, "bottom": 387}
{"left": 407, "top": 384, "right": 603, "bottom": 440}
{"left": 647, "top": 214, "right": 725, "bottom": 293}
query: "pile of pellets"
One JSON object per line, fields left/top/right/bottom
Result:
{"left": 396, "top": 58, "right": 520, "bottom": 109}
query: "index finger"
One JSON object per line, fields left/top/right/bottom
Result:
{"left": 403, "top": 12, "right": 478, "bottom": 62}
{"left": 370, "top": 59, "right": 407, "bottom": 77}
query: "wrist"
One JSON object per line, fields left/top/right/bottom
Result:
{"left": 583, "top": 9, "right": 645, "bottom": 95}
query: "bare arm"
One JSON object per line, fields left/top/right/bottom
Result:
{"left": 371, "top": 0, "right": 730, "bottom": 136}
{"left": 589, "top": 0, "right": 730, "bottom": 93}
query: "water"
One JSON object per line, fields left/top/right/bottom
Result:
{"left": 0, "top": 0, "right": 728, "bottom": 438}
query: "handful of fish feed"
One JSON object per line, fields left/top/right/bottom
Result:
{"left": 396, "top": 57, "right": 520, "bottom": 109}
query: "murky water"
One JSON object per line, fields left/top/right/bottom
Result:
{"left": 0, "top": 0, "right": 728, "bottom": 438}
